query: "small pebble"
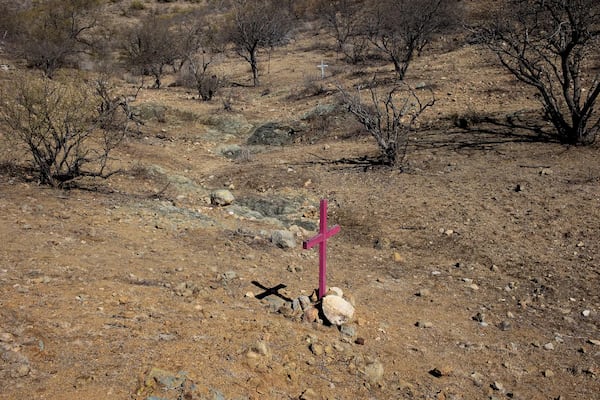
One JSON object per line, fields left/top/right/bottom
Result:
{"left": 12, "top": 364, "right": 30, "bottom": 378}
{"left": 582, "top": 309, "right": 591, "bottom": 317}
{"left": 364, "top": 360, "right": 384, "bottom": 384}
{"left": 498, "top": 321, "right": 511, "bottom": 331}
{"left": 340, "top": 324, "right": 357, "bottom": 337}
{"left": 491, "top": 381, "right": 504, "bottom": 391}
{"left": 300, "top": 388, "right": 319, "bottom": 400}
{"left": 309, "top": 343, "right": 324, "bottom": 356}
{"left": 416, "top": 321, "right": 433, "bottom": 328}
{"left": 543, "top": 369, "right": 554, "bottom": 378}
{"left": 544, "top": 342, "right": 555, "bottom": 350}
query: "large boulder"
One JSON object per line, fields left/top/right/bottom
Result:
{"left": 247, "top": 122, "right": 298, "bottom": 146}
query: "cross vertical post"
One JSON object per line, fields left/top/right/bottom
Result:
{"left": 303, "top": 199, "right": 340, "bottom": 299}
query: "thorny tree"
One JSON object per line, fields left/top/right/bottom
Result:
{"left": 478, "top": 0, "right": 600, "bottom": 144}
{"left": 0, "top": 75, "right": 130, "bottom": 187}
{"left": 2, "top": 0, "right": 101, "bottom": 78}
{"left": 223, "top": 0, "right": 292, "bottom": 86}
{"left": 316, "top": 0, "right": 369, "bottom": 63}
{"left": 339, "top": 80, "right": 435, "bottom": 168}
{"left": 122, "top": 14, "right": 181, "bottom": 89}
{"left": 365, "top": 0, "right": 458, "bottom": 80}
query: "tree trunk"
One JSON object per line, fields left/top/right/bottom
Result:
{"left": 250, "top": 49, "right": 259, "bottom": 86}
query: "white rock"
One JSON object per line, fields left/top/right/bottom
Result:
{"left": 582, "top": 309, "right": 591, "bottom": 317}
{"left": 322, "top": 295, "right": 355, "bottom": 326}
{"left": 210, "top": 189, "right": 234, "bottom": 206}
{"left": 271, "top": 230, "right": 296, "bottom": 249}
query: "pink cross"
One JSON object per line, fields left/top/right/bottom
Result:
{"left": 303, "top": 199, "right": 341, "bottom": 299}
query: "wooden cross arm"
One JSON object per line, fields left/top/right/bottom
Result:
{"left": 302, "top": 225, "right": 341, "bottom": 249}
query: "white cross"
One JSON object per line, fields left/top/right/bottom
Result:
{"left": 317, "top": 60, "right": 328, "bottom": 79}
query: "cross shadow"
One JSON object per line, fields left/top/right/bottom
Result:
{"left": 251, "top": 280, "right": 292, "bottom": 302}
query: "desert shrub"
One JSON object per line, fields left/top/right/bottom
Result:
{"left": 0, "top": 74, "right": 130, "bottom": 187}
{"left": 130, "top": 0, "right": 145, "bottom": 10}
{"left": 338, "top": 79, "right": 435, "bottom": 167}
{"left": 222, "top": 0, "right": 294, "bottom": 86}
{"left": 177, "top": 59, "right": 221, "bottom": 101}
{"left": 475, "top": 0, "right": 600, "bottom": 144}
{"left": 4, "top": 0, "right": 102, "bottom": 78}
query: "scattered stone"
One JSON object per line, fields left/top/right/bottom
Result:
{"left": 299, "top": 388, "right": 319, "bottom": 400}
{"left": 588, "top": 339, "right": 600, "bottom": 346}
{"left": 364, "top": 360, "right": 384, "bottom": 385}
{"left": 468, "top": 283, "right": 479, "bottom": 291}
{"left": 543, "top": 369, "right": 554, "bottom": 377}
{"left": 498, "top": 321, "right": 512, "bottom": 331}
{"left": 322, "top": 295, "right": 355, "bottom": 326}
{"left": 245, "top": 291, "right": 255, "bottom": 298}
{"left": 287, "top": 264, "right": 303, "bottom": 273}
{"left": 429, "top": 366, "right": 452, "bottom": 377}
{"left": 12, "top": 363, "right": 30, "bottom": 378}
{"left": 221, "top": 270, "right": 238, "bottom": 281}
{"left": 252, "top": 340, "right": 270, "bottom": 357}
{"left": 271, "top": 230, "right": 296, "bottom": 249}
{"left": 416, "top": 288, "right": 431, "bottom": 297}
{"left": 470, "top": 372, "right": 484, "bottom": 387}
{"left": 310, "top": 343, "right": 324, "bottom": 356}
{"left": 472, "top": 312, "right": 485, "bottom": 323}
{"left": 210, "top": 189, "right": 234, "bottom": 206}
{"left": 543, "top": 342, "right": 555, "bottom": 351}
{"left": 416, "top": 321, "right": 433, "bottom": 328}
{"left": 278, "top": 302, "right": 298, "bottom": 318}
{"left": 393, "top": 252, "right": 405, "bottom": 263}
{"left": 145, "top": 368, "right": 188, "bottom": 391}
{"left": 0, "top": 332, "right": 14, "bottom": 342}
{"left": 355, "top": 337, "right": 365, "bottom": 345}
{"left": 298, "top": 295, "right": 312, "bottom": 310}
{"left": 582, "top": 309, "right": 591, "bottom": 317}
{"left": 539, "top": 168, "right": 553, "bottom": 176}
{"left": 303, "top": 307, "right": 319, "bottom": 323}
{"left": 216, "top": 144, "right": 242, "bottom": 159}
{"left": 444, "top": 229, "right": 454, "bottom": 236}
{"left": 340, "top": 324, "right": 357, "bottom": 338}
{"left": 262, "top": 296, "right": 287, "bottom": 313}
{"left": 491, "top": 381, "right": 504, "bottom": 391}
{"left": 374, "top": 237, "right": 391, "bottom": 249}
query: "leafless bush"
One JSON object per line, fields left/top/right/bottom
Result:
{"left": 315, "top": 0, "right": 371, "bottom": 63}
{"left": 474, "top": 0, "right": 600, "bottom": 144}
{"left": 364, "top": 0, "right": 460, "bottom": 80}
{"left": 0, "top": 74, "right": 130, "bottom": 187}
{"left": 3, "top": 0, "right": 102, "bottom": 78}
{"left": 338, "top": 79, "right": 435, "bottom": 167}
{"left": 121, "top": 14, "right": 181, "bottom": 89}
{"left": 223, "top": 0, "right": 294, "bottom": 86}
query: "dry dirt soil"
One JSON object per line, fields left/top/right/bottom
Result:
{"left": 1, "top": 7, "right": 599, "bottom": 400}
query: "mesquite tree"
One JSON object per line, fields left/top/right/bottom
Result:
{"left": 223, "top": 0, "right": 292, "bottom": 86}
{"left": 365, "top": 0, "right": 458, "bottom": 80}
{"left": 478, "top": 0, "right": 600, "bottom": 144}
{"left": 339, "top": 80, "right": 435, "bottom": 167}
{"left": 0, "top": 75, "right": 130, "bottom": 187}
